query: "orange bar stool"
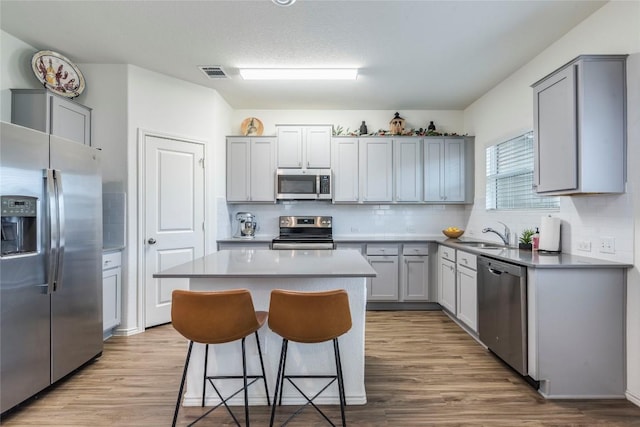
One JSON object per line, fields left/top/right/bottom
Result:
{"left": 171, "top": 289, "right": 270, "bottom": 427}
{"left": 268, "top": 289, "right": 352, "bottom": 427}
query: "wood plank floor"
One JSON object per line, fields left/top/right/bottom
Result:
{"left": 2, "top": 311, "right": 639, "bottom": 426}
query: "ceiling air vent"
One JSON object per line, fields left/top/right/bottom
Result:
{"left": 198, "top": 66, "right": 228, "bottom": 79}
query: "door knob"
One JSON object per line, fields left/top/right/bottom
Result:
{"left": 147, "top": 238, "right": 157, "bottom": 245}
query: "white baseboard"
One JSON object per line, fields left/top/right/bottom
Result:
{"left": 627, "top": 389, "right": 640, "bottom": 407}
{"left": 113, "top": 326, "right": 143, "bottom": 336}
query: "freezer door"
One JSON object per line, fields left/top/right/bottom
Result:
{"left": 0, "top": 122, "right": 51, "bottom": 413}
{"left": 49, "top": 135, "right": 103, "bottom": 382}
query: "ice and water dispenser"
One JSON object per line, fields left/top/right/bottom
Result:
{"left": 1, "top": 196, "right": 38, "bottom": 256}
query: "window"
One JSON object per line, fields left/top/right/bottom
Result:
{"left": 486, "top": 131, "right": 559, "bottom": 210}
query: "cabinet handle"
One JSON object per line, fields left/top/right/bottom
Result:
{"left": 299, "top": 162, "right": 302, "bottom": 167}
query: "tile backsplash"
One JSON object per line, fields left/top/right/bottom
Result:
{"left": 103, "top": 192, "right": 126, "bottom": 249}
{"left": 222, "top": 202, "right": 470, "bottom": 238}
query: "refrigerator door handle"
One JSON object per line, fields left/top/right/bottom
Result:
{"left": 45, "top": 168, "right": 58, "bottom": 294}
{"left": 54, "top": 169, "right": 65, "bottom": 291}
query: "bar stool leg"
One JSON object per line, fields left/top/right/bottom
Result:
{"left": 202, "top": 344, "right": 209, "bottom": 407}
{"left": 333, "top": 338, "right": 347, "bottom": 427}
{"left": 270, "top": 339, "right": 288, "bottom": 427}
{"left": 277, "top": 340, "right": 289, "bottom": 406}
{"left": 241, "top": 337, "right": 250, "bottom": 427}
{"left": 254, "top": 331, "right": 270, "bottom": 406}
{"left": 173, "top": 341, "right": 194, "bottom": 427}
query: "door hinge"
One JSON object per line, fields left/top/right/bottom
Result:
{"left": 202, "top": 222, "right": 205, "bottom": 231}
{"left": 199, "top": 158, "right": 204, "bottom": 168}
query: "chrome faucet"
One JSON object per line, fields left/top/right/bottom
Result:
{"left": 482, "top": 221, "right": 511, "bottom": 246}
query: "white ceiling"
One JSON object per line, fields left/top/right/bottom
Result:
{"left": 0, "top": 0, "right": 606, "bottom": 110}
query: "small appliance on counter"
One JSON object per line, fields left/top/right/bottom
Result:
{"left": 235, "top": 212, "right": 257, "bottom": 239}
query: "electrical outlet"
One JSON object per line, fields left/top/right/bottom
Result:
{"left": 577, "top": 240, "right": 592, "bottom": 252}
{"left": 599, "top": 237, "right": 615, "bottom": 254}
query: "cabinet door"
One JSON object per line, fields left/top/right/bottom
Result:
{"left": 457, "top": 266, "right": 477, "bottom": 332}
{"left": 533, "top": 65, "right": 578, "bottom": 193}
{"left": 250, "top": 137, "right": 276, "bottom": 202}
{"left": 226, "top": 138, "right": 250, "bottom": 202}
{"left": 439, "top": 258, "right": 456, "bottom": 313}
{"left": 395, "top": 138, "right": 423, "bottom": 202}
{"left": 277, "top": 127, "right": 303, "bottom": 168}
{"left": 360, "top": 138, "right": 393, "bottom": 202}
{"left": 50, "top": 95, "right": 91, "bottom": 146}
{"left": 305, "top": 126, "right": 332, "bottom": 168}
{"left": 424, "top": 139, "right": 444, "bottom": 202}
{"left": 102, "top": 267, "right": 121, "bottom": 332}
{"left": 332, "top": 138, "right": 359, "bottom": 202}
{"left": 402, "top": 255, "right": 429, "bottom": 301}
{"left": 443, "top": 138, "right": 465, "bottom": 202}
{"left": 367, "top": 255, "right": 399, "bottom": 301}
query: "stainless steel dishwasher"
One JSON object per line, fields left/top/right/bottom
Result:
{"left": 477, "top": 256, "right": 528, "bottom": 375}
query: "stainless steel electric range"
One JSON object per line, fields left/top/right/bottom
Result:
{"left": 271, "top": 216, "right": 334, "bottom": 250}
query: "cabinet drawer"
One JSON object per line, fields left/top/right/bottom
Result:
{"left": 102, "top": 251, "right": 122, "bottom": 270}
{"left": 456, "top": 250, "right": 476, "bottom": 270}
{"left": 402, "top": 244, "right": 429, "bottom": 256}
{"left": 366, "top": 244, "right": 399, "bottom": 256}
{"left": 439, "top": 245, "right": 456, "bottom": 262}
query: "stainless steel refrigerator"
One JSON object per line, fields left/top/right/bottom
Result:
{"left": 1, "top": 121, "right": 103, "bottom": 414}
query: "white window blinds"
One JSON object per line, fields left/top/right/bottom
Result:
{"left": 486, "top": 131, "right": 559, "bottom": 210}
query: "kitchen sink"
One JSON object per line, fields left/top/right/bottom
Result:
{"left": 455, "top": 241, "right": 508, "bottom": 249}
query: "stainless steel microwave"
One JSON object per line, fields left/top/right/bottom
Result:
{"left": 276, "top": 169, "right": 332, "bottom": 200}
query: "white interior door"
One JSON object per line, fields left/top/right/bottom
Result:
{"left": 143, "top": 133, "right": 205, "bottom": 327}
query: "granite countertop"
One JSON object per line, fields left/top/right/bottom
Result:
{"left": 154, "top": 249, "right": 377, "bottom": 278}
{"left": 439, "top": 239, "right": 632, "bottom": 269}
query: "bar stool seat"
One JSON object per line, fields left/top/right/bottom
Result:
{"left": 171, "top": 289, "right": 270, "bottom": 427}
{"left": 268, "top": 289, "right": 352, "bottom": 427}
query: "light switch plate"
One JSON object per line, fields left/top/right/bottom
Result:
{"left": 577, "top": 240, "right": 591, "bottom": 252}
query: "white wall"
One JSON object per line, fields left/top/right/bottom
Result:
{"left": 125, "top": 65, "right": 231, "bottom": 334}
{"left": 462, "top": 1, "right": 640, "bottom": 404}
{"left": 0, "top": 30, "right": 40, "bottom": 121}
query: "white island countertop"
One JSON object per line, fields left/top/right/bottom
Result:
{"left": 154, "top": 249, "right": 377, "bottom": 279}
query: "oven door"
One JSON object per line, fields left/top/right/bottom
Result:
{"left": 276, "top": 172, "right": 319, "bottom": 200}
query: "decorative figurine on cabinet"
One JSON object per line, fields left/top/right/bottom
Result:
{"left": 389, "top": 112, "right": 405, "bottom": 135}
{"left": 359, "top": 121, "right": 368, "bottom": 135}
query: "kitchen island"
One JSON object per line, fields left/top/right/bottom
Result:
{"left": 154, "top": 249, "right": 376, "bottom": 407}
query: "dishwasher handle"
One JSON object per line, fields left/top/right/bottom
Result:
{"left": 488, "top": 267, "right": 503, "bottom": 276}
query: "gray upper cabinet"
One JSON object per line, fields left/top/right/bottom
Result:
{"left": 276, "top": 125, "right": 332, "bottom": 169}
{"left": 532, "top": 55, "right": 627, "bottom": 195}
{"left": 11, "top": 89, "right": 92, "bottom": 146}
{"left": 394, "top": 138, "right": 423, "bottom": 202}
{"left": 424, "top": 137, "right": 473, "bottom": 204}
{"left": 226, "top": 136, "right": 276, "bottom": 203}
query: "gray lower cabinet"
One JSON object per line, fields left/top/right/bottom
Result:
{"left": 400, "top": 244, "right": 429, "bottom": 301}
{"left": 102, "top": 250, "right": 122, "bottom": 339}
{"left": 455, "top": 250, "right": 477, "bottom": 333}
{"left": 532, "top": 55, "right": 626, "bottom": 195}
{"left": 11, "top": 88, "right": 91, "bottom": 146}
{"left": 527, "top": 267, "right": 625, "bottom": 398}
{"left": 366, "top": 244, "right": 399, "bottom": 301}
{"left": 438, "top": 246, "right": 456, "bottom": 313}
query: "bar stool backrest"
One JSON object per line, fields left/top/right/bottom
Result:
{"left": 171, "top": 289, "right": 261, "bottom": 344}
{"left": 268, "top": 289, "right": 352, "bottom": 343}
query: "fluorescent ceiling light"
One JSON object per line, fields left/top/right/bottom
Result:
{"left": 239, "top": 68, "right": 358, "bottom": 80}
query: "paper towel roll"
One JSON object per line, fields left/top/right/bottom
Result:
{"left": 539, "top": 216, "right": 561, "bottom": 252}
